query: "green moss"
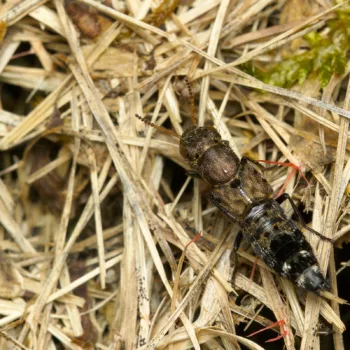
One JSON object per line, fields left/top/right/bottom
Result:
{"left": 240, "top": 1, "right": 350, "bottom": 89}
{"left": 144, "top": 0, "right": 178, "bottom": 27}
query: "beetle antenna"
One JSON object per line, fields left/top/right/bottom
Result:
{"left": 135, "top": 114, "right": 181, "bottom": 139}
{"left": 184, "top": 77, "right": 196, "bottom": 125}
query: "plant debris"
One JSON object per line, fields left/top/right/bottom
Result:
{"left": 0, "top": 0, "right": 349, "bottom": 349}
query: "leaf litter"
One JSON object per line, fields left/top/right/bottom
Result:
{"left": 0, "top": 0, "right": 349, "bottom": 349}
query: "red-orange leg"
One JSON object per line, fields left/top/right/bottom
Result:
{"left": 248, "top": 319, "right": 288, "bottom": 343}
{"left": 257, "top": 160, "right": 309, "bottom": 198}
{"left": 248, "top": 257, "right": 259, "bottom": 290}
{"left": 185, "top": 231, "right": 201, "bottom": 250}
{"left": 265, "top": 329, "right": 288, "bottom": 343}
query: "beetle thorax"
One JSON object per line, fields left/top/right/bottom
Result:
{"left": 179, "top": 126, "right": 240, "bottom": 185}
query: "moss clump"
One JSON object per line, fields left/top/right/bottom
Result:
{"left": 241, "top": 0, "right": 350, "bottom": 88}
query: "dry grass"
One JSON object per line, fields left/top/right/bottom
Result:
{"left": 0, "top": 0, "right": 349, "bottom": 349}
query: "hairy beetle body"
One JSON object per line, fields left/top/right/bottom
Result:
{"left": 180, "top": 125, "right": 330, "bottom": 294}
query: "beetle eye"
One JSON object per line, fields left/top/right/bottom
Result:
{"left": 214, "top": 136, "right": 220, "bottom": 143}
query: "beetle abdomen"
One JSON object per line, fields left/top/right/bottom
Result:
{"left": 243, "top": 200, "right": 330, "bottom": 293}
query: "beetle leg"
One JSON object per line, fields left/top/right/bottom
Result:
{"left": 248, "top": 257, "right": 259, "bottom": 290}
{"left": 248, "top": 319, "right": 288, "bottom": 343}
{"left": 186, "top": 170, "right": 201, "bottom": 178}
{"left": 257, "top": 159, "right": 309, "bottom": 197}
{"left": 276, "top": 193, "right": 334, "bottom": 243}
{"left": 230, "top": 231, "right": 243, "bottom": 286}
{"left": 206, "top": 192, "right": 241, "bottom": 224}
{"left": 234, "top": 231, "right": 243, "bottom": 251}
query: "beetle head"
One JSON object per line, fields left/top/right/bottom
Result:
{"left": 179, "top": 126, "right": 222, "bottom": 166}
